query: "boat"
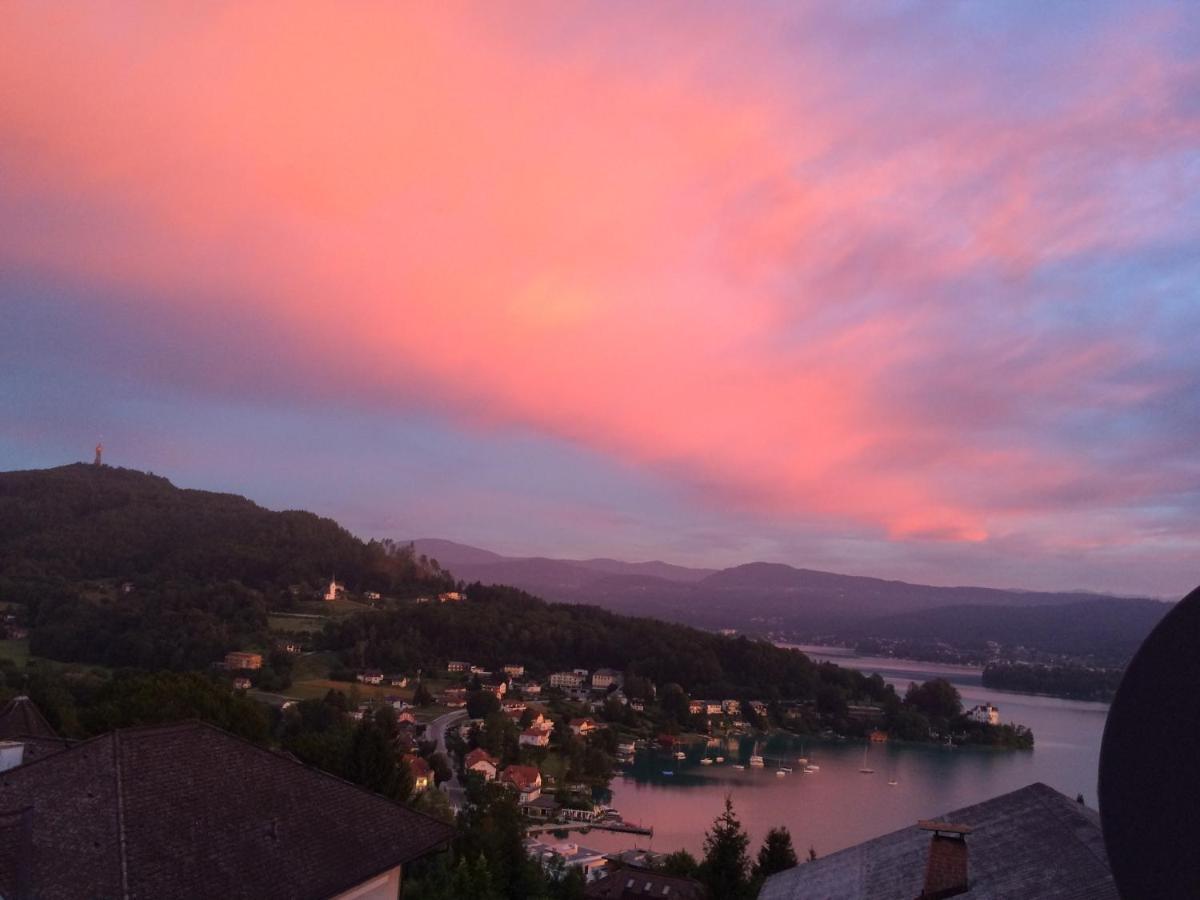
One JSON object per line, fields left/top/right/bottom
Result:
{"left": 749, "top": 755, "right": 765, "bottom": 767}
{"left": 775, "top": 770, "right": 786, "bottom": 776}
{"left": 715, "top": 756, "right": 725, "bottom": 763}
{"left": 733, "top": 764, "right": 745, "bottom": 770}
{"left": 888, "top": 778, "right": 898, "bottom": 786}
{"left": 674, "top": 751, "right": 686, "bottom": 760}
{"left": 700, "top": 758, "right": 713, "bottom": 766}
{"left": 662, "top": 770, "right": 674, "bottom": 776}
{"left": 796, "top": 757, "right": 808, "bottom": 766}
{"left": 806, "top": 764, "right": 819, "bottom": 772}
{"left": 858, "top": 744, "right": 874, "bottom": 774}
{"left": 778, "top": 766, "right": 792, "bottom": 773}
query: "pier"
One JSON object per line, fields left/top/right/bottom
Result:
{"left": 526, "top": 820, "right": 653, "bottom": 837}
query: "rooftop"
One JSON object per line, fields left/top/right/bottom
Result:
{"left": 0, "top": 696, "right": 60, "bottom": 741}
{"left": 0, "top": 721, "right": 453, "bottom": 899}
{"left": 760, "top": 783, "right": 1115, "bottom": 900}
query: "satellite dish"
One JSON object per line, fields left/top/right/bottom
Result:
{"left": 1099, "top": 584, "right": 1200, "bottom": 898}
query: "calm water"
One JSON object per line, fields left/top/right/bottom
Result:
{"left": 583, "top": 647, "right": 1109, "bottom": 859}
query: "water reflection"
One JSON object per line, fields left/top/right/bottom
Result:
{"left": 581, "top": 649, "right": 1109, "bottom": 859}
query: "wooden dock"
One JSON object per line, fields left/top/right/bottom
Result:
{"left": 526, "top": 820, "right": 653, "bottom": 837}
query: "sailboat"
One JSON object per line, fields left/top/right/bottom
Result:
{"left": 859, "top": 743, "right": 874, "bottom": 774}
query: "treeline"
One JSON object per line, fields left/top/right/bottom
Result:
{"left": 0, "top": 463, "right": 454, "bottom": 594}
{"left": 320, "top": 583, "right": 851, "bottom": 701}
{"left": 982, "top": 663, "right": 1123, "bottom": 702}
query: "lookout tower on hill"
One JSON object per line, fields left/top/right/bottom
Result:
{"left": 94, "top": 443, "right": 103, "bottom": 466}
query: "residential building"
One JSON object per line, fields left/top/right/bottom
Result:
{"left": 847, "top": 703, "right": 885, "bottom": 723}
{"left": 869, "top": 729, "right": 889, "bottom": 743}
{"left": 759, "top": 783, "right": 1116, "bottom": 900}
{"left": 969, "top": 702, "right": 1002, "bottom": 726}
{"left": 569, "top": 718, "right": 599, "bottom": 737}
{"left": 357, "top": 670, "right": 384, "bottom": 685}
{"left": 688, "top": 700, "right": 705, "bottom": 716}
{"left": 526, "top": 839, "right": 609, "bottom": 883}
{"left": 0, "top": 721, "right": 453, "bottom": 900}
{"left": 500, "top": 764, "right": 543, "bottom": 802}
{"left": 585, "top": 866, "right": 705, "bottom": 899}
{"left": 438, "top": 591, "right": 465, "bottom": 603}
{"left": 630, "top": 700, "right": 645, "bottom": 712}
{"left": 232, "top": 677, "right": 252, "bottom": 690}
{"left": 722, "top": 699, "right": 741, "bottom": 715}
{"left": 447, "top": 661, "right": 470, "bottom": 673}
{"left": 387, "top": 674, "right": 409, "bottom": 687}
{"left": 0, "top": 695, "right": 72, "bottom": 767}
{"left": 519, "top": 728, "right": 551, "bottom": 748}
{"left": 503, "top": 664, "right": 525, "bottom": 677}
{"left": 404, "top": 755, "right": 433, "bottom": 793}
{"left": 705, "top": 702, "right": 723, "bottom": 716}
{"left": 465, "top": 748, "right": 499, "bottom": 782}
{"left": 591, "top": 668, "right": 622, "bottom": 691}
{"left": 224, "top": 651, "right": 262, "bottom": 671}
{"left": 522, "top": 795, "right": 561, "bottom": 820}
{"left": 550, "top": 671, "right": 586, "bottom": 690}
{"left": 521, "top": 681, "right": 543, "bottom": 696}
{"left": 469, "top": 665, "right": 492, "bottom": 676}
{"left": 364, "top": 591, "right": 382, "bottom": 600}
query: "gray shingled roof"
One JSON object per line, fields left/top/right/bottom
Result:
{"left": 0, "top": 721, "right": 454, "bottom": 899}
{"left": 0, "top": 695, "right": 61, "bottom": 741}
{"left": 759, "top": 783, "right": 1116, "bottom": 900}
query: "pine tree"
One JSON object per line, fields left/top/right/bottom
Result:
{"left": 755, "top": 826, "right": 799, "bottom": 878}
{"left": 700, "top": 796, "right": 752, "bottom": 899}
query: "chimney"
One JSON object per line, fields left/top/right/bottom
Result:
{"left": 916, "top": 820, "right": 972, "bottom": 899}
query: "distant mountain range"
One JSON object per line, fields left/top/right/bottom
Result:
{"left": 412, "top": 538, "right": 1173, "bottom": 663}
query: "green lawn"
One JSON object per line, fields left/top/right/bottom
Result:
{"left": 267, "top": 614, "right": 328, "bottom": 633}
{"left": 0, "top": 640, "right": 30, "bottom": 666}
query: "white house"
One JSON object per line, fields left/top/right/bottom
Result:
{"left": 969, "top": 703, "right": 1001, "bottom": 726}
{"left": 550, "top": 671, "right": 586, "bottom": 690}
{"left": 591, "top": 669, "right": 623, "bottom": 691}
{"left": 520, "top": 727, "right": 551, "bottom": 748}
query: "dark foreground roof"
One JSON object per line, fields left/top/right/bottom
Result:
{"left": 0, "top": 695, "right": 60, "bottom": 740}
{"left": 586, "top": 866, "right": 707, "bottom": 899}
{"left": 759, "top": 783, "right": 1115, "bottom": 900}
{"left": 0, "top": 721, "right": 453, "bottom": 900}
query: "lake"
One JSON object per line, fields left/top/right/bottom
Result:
{"left": 581, "top": 647, "right": 1110, "bottom": 860}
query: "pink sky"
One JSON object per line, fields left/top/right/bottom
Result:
{"left": 2, "top": 3, "right": 1198, "bottom": 595}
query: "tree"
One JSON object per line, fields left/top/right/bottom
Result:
{"left": 658, "top": 849, "right": 699, "bottom": 878}
{"left": 700, "top": 796, "right": 752, "bottom": 899}
{"left": 467, "top": 689, "right": 501, "bottom": 719}
{"left": 413, "top": 680, "right": 435, "bottom": 707}
{"left": 755, "top": 826, "right": 798, "bottom": 879}
{"left": 904, "top": 679, "right": 962, "bottom": 724}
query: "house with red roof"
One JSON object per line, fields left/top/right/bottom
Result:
{"left": 465, "top": 748, "right": 499, "bottom": 782}
{"left": 500, "top": 764, "right": 543, "bottom": 802}
{"left": 403, "top": 755, "right": 433, "bottom": 793}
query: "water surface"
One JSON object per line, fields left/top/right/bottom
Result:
{"left": 583, "top": 648, "right": 1108, "bottom": 859}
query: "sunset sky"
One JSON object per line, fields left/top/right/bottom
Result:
{"left": 3, "top": 3, "right": 1198, "bottom": 596}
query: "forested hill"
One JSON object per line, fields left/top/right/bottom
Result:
{"left": 0, "top": 464, "right": 450, "bottom": 596}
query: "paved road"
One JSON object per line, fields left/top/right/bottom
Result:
{"left": 427, "top": 709, "right": 468, "bottom": 810}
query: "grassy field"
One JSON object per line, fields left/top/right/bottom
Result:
{"left": 293, "top": 598, "right": 375, "bottom": 617}
{"left": 0, "top": 640, "right": 29, "bottom": 666}
{"left": 267, "top": 614, "right": 328, "bottom": 633}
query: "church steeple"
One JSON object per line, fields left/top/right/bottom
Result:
{"left": 94, "top": 443, "right": 103, "bottom": 466}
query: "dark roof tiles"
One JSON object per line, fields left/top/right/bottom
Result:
{"left": 760, "top": 783, "right": 1116, "bottom": 900}
{"left": 0, "top": 695, "right": 60, "bottom": 740}
{"left": 0, "top": 721, "right": 453, "bottom": 900}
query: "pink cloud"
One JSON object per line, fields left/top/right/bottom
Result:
{"left": 1, "top": 4, "right": 1196, "bottom": 550}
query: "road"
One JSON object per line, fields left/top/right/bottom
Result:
{"left": 427, "top": 709, "right": 468, "bottom": 810}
